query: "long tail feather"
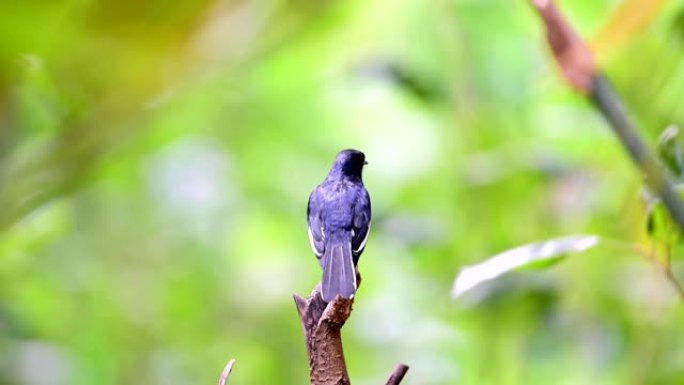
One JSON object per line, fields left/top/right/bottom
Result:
{"left": 321, "top": 240, "right": 356, "bottom": 302}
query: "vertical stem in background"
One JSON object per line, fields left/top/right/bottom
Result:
{"left": 589, "top": 76, "right": 684, "bottom": 231}
{"left": 529, "top": 0, "right": 684, "bottom": 233}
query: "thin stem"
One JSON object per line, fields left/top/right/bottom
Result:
{"left": 590, "top": 76, "right": 684, "bottom": 233}
{"left": 664, "top": 268, "right": 684, "bottom": 301}
{"left": 529, "top": 0, "right": 684, "bottom": 237}
{"left": 665, "top": 244, "right": 672, "bottom": 269}
{"left": 600, "top": 237, "right": 684, "bottom": 301}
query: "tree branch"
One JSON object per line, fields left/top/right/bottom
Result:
{"left": 294, "top": 285, "right": 353, "bottom": 385}
{"left": 294, "top": 280, "right": 409, "bottom": 385}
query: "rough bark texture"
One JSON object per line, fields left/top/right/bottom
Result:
{"left": 295, "top": 276, "right": 409, "bottom": 385}
{"left": 294, "top": 284, "right": 353, "bottom": 385}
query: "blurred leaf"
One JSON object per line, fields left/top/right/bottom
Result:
{"left": 643, "top": 125, "right": 684, "bottom": 247}
{"left": 591, "top": 0, "right": 665, "bottom": 58}
{"left": 452, "top": 235, "right": 600, "bottom": 299}
{"left": 657, "top": 125, "right": 684, "bottom": 181}
{"left": 645, "top": 184, "right": 684, "bottom": 247}
{"left": 674, "top": 7, "right": 684, "bottom": 46}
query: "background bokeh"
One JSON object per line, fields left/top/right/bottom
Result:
{"left": 2, "top": 0, "right": 684, "bottom": 384}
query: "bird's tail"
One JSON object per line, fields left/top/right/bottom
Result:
{"left": 321, "top": 233, "right": 357, "bottom": 303}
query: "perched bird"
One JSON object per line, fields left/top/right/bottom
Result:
{"left": 307, "top": 149, "right": 372, "bottom": 303}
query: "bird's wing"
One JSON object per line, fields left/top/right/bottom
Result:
{"left": 352, "top": 188, "right": 371, "bottom": 256}
{"left": 307, "top": 187, "right": 325, "bottom": 258}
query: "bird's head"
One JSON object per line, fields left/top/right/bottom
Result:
{"left": 331, "top": 149, "right": 367, "bottom": 179}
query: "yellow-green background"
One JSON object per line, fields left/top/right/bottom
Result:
{"left": 1, "top": 1, "right": 684, "bottom": 384}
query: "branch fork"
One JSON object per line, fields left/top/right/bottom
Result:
{"left": 294, "top": 280, "right": 409, "bottom": 385}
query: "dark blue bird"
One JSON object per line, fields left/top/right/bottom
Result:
{"left": 307, "top": 149, "right": 371, "bottom": 303}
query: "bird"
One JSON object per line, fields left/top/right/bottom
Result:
{"left": 307, "top": 149, "right": 372, "bottom": 303}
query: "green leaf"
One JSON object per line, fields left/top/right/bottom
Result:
{"left": 642, "top": 125, "right": 684, "bottom": 248}
{"left": 644, "top": 183, "right": 684, "bottom": 247}
{"left": 657, "top": 125, "right": 684, "bottom": 181}
{"left": 452, "top": 235, "right": 600, "bottom": 299}
{"left": 645, "top": 201, "right": 681, "bottom": 246}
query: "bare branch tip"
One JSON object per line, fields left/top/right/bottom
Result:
{"left": 217, "top": 359, "right": 235, "bottom": 385}
{"left": 529, "top": 0, "right": 596, "bottom": 93}
{"left": 385, "top": 363, "right": 410, "bottom": 385}
{"left": 293, "top": 294, "right": 307, "bottom": 316}
{"left": 530, "top": 0, "right": 550, "bottom": 10}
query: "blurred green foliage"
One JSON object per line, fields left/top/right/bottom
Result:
{"left": 1, "top": 1, "right": 684, "bottom": 384}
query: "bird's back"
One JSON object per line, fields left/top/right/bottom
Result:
{"left": 316, "top": 179, "right": 364, "bottom": 230}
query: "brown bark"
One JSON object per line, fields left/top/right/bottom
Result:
{"left": 384, "top": 364, "right": 409, "bottom": 385}
{"left": 530, "top": 0, "right": 597, "bottom": 93}
{"left": 294, "top": 279, "right": 409, "bottom": 384}
{"left": 294, "top": 285, "right": 353, "bottom": 385}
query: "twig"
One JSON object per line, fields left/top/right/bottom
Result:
{"left": 663, "top": 267, "right": 684, "bottom": 301}
{"left": 384, "top": 363, "right": 410, "bottom": 385}
{"left": 598, "top": 237, "right": 684, "bottom": 301}
{"left": 217, "top": 359, "right": 235, "bottom": 385}
{"left": 529, "top": 0, "right": 684, "bottom": 232}
{"left": 647, "top": 253, "right": 684, "bottom": 301}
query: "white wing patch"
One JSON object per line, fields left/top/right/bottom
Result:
{"left": 347, "top": 242, "right": 357, "bottom": 293}
{"left": 308, "top": 226, "right": 323, "bottom": 257}
{"left": 353, "top": 221, "right": 371, "bottom": 254}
